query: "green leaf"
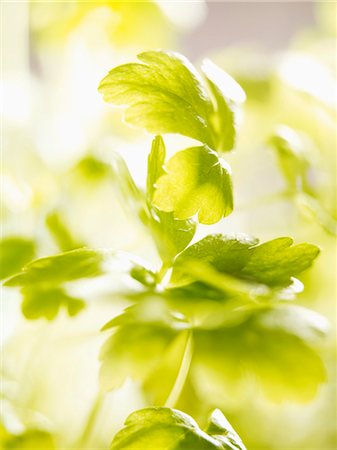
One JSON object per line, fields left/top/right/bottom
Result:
{"left": 193, "top": 305, "right": 327, "bottom": 403}
{"left": 153, "top": 146, "right": 233, "bottom": 224}
{"left": 4, "top": 248, "right": 107, "bottom": 287}
{"left": 110, "top": 407, "right": 246, "bottom": 450}
{"left": 202, "top": 59, "right": 246, "bottom": 152}
{"left": 0, "top": 237, "right": 35, "bottom": 281}
{"left": 241, "top": 236, "right": 320, "bottom": 286}
{"left": 99, "top": 50, "right": 215, "bottom": 149}
{"left": 99, "top": 51, "right": 245, "bottom": 153}
{"left": 146, "top": 136, "right": 196, "bottom": 261}
{"left": 100, "top": 299, "right": 327, "bottom": 403}
{"left": 2, "top": 429, "right": 55, "bottom": 450}
{"left": 130, "top": 264, "right": 157, "bottom": 288}
{"left": 74, "top": 155, "right": 111, "bottom": 182}
{"left": 109, "top": 152, "right": 148, "bottom": 220}
{"left": 172, "top": 234, "right": 319, "bottom": 287}
{"left": 268, "top": 126, "right": 315, "bottom": 193}
{"left": 269, "top": 126, "right": 337, "bottom": 236}
{"left": 147, "top": 135, "right": 166, "bottom": 201}
{"left": 46, "top": 210, "right": 84, "bottom": 252}
{"left": 21, "top": 287, "right": 85, "bottom": 320}
{"left": 100, "top": 299, "right": 189, "bottom": 392}
{"left": 99, "top": 323, "right": 177, "bottom": 391}
{"left": 296, "top": 192, "right": 337, "bottom": 236}
{"left": 151, "top": 209, "right": 197, "bottom": 263}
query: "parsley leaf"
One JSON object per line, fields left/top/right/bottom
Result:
{"left": 1, "top": 427, "right": 55, "bottom": 450}
{"left": 146, "top": 136, "right": 196, "bottom": 261}
{"left": 171, "top": 234, "right": 319, "bottom": 287}
{"left": 99, "top": 50, "right": 215, "bottom": 148}
{"left": 193, "top": 305, "right": 327, "bottom": 403}
{"left": 21, "top": 287, "right": 85, "bottom": 321}
{"left": 99, "top": 51, "right": 245, "bottom": 153}
{"left": 46, "top": 210, "right": 84, "bottom": 251}
{"left": 100, "top": 300, "right": 327, "bottom": 403}
{"left": 153, "top": 146, "right": 233, "bottom": 224}
{"left": 147, "top": 135, "right": 166, "bottom": 201}
{"left": 111, "top": 407, "right": 246, "bottom": 450}
{"left": 4, "top": 248, "right": 106, "bottom": 287}
{"left": 4, "top": 248, "right": 108, "bottom": 320}
{"left": 202, "top": 58, "right": 246, "bottom": 152}
{"left": 99, "top": 323, "right": 177, "bottom": 391}
{"left": 269, "top": 126, "right": 337, "bottom": 235}
{"left": 0, "top": 237, "right": 35, "bottom": 281}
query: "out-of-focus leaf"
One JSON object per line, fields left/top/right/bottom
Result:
{"left": 268, "top": 126, "right": 315, "bottom": 194}
{"left": 74, "top": 156, "right": 111, "bottom": 182}
{"left": 99, "top": 323, "right": 177, "bottom": 391}
{"left": 100, "top": 298, "right": 327, "bottom": 403}
{"left": 193, "top": 305, "right": 327, "bottom": 403}
{"left": 3, "top": 248, "right": 107, "bottom": 320}
{"left": 2, "top": 428, "right": 55, "bottom": 450}
{"left": 100, "top": 299, "right": 188, "bottom": 391}
{"left": 130, "top": 264, "right": 157, "bottom": 287}
{"left": 269, "top": 126, "right": 337, "bottom": 235}
{"left": 99, "top": 51, "right": 244, "bottom": 154}
{"left": 0, "top": 237, "right": 35, "bottom": 281}
{"left": 109, "top": 152, "right": 148, "bottom": 220}
{"left": 172, "top": 234, "right": 319, "bottom": 287}
{"left": 21, "top": 287, "right": 85, "bottom": 320}
{"left": 110, "top": 407, "right": 246, "bottom": 450}
{"left": 202, "top": 58, "right": 246, "bottom": 152}
{"left": 4, "top": 248, "right": 107, "bottom": 287}
{"left": 144, "top": 331, "right": 193, "bottom": 407}
{"left": 296, "top": 192, "right": 337, "bottom": 236}
{"left": 46, "top": 211, "right": 84, "bottom": 251}
{"left": 153, "top": 146, "right": 233, "bottom": 224}
{"left": 31, "top": 1, "right": 174, "bottom": 49}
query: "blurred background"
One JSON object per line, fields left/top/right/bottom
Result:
{"left": 1, "top": 1, "right": 336, "bottom": 450}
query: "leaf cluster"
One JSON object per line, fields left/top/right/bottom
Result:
{"left": 2, "top": 50, "right": 330, "bottom": 450}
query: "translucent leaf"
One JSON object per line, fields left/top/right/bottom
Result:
{"left": 4, "top": 248, "right": 108, "bottom": 320}
{"left": 268, "top": 126, "right": 314, "bottom": 194}
{"left": 99, "top": 51, "right": 244, "bottom": 153}
{"left": 4, "top": 248, "right": 107, "bottom": 287}
{"left": 99, "top": 50, "right": 215, "bottom": 148}
{"left": 46, "top": 210, "right": 84, "bottom": 252}
{"left": 153, "top": 146, "right": 233, "bottom": 224}
{"left": 193, "top": 305, "right": 327, "bottom": 403}
{"left": 0, "top": 237, "right": 35, "bottom": 281}
{"left": 110, "top": 407, "right": 246, "bottom": 450}
{"left": 99, "top": 323, "right": 177, "bottom": 391}
{"left": 1, "top": 428, "right": 55, "bottom": 450}
{"left": 150, "top": 209, "right": 196, "bottom": 263}
{"left": 21, "top": 287, "right": 85, "bottom": 320}
{"left": 147, "top": 135, "right": 166, "bottom": 201}
{"left": 100, "top": 300, "right": 327, "bottom": 403}
{"left": 202, "top": 58, "right": 246, "bottom": 152}
{"left": 146, "top": 136, "right": 196, "bottom": 261}
{"left": 172, "top": 234, "right": 319, "bottom": 287}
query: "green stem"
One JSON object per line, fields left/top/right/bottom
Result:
{"left": 157, "top": 261, "right": 171, "bottom": 284}
{"left": 75, "top": 391, "right": 104, "bottom": 448}
{"left": 165, "top": 331, "right": 193, "bottom": 409}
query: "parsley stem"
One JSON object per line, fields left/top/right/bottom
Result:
{"left": 165, "top": 331, "right": 193, "bottom": 409}
{"left": 157, "top": 262, "right": 171, "bottom": 284}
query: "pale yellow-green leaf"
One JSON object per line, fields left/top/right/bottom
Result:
{"left": 153, "top": 146, "right": 233, "bottom": 225}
